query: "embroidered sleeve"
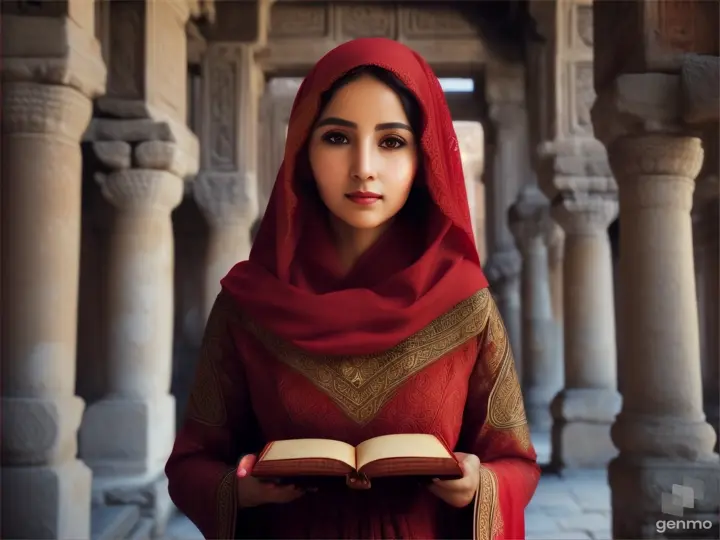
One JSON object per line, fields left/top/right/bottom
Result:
{"left": 458, "top": 293, "right": 541, "bottom": 540}
{"left": 165, "top": 292, "right": 261, "bottom": 540}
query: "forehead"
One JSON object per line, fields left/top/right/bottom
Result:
{"left": 320, "top": 75, "right": 408, "bottom": 120}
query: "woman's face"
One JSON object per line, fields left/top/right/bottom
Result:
{"left": 308, "top": 75, "right": 418, "bottom": 232}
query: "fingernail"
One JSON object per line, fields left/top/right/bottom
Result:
{"left": 432, "top": 478, "right": 440, "bottom": 482}
{"left": 237, "top": 468, "right": 247, "bottom": 477}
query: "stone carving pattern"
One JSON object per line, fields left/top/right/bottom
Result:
{"left": 270, "top": 4, "right": 327, "bottom": 38}
{"left": 572, "top": 62, "right": 594, "bottom": 136}
{"left": 401, "top": 7, "right": 475, "bottom": 38}
{"left": 610, "top": 136, "right": 704, "bottom": 211}
{"left": 3, "top": 83, "right": 92, "bottom": 138}
{"left": 575, "top": 5, "right": 593, "bottom": 47}
{"left": 194, "top": 172, "right": 257, "bottom": 226}
{"left": 551, "top": 193, "right": 618, "bottom": 235}
{"left": 99, "top": 169, "right": 184, "bottom": 211}
{"left": 340, "top": 5, "right": 395, "bottom": 38}
{"left": 109, "top": 3, "right": 142, "bottom": 99}
{"left": 209, "top": 48, "right": 237, "bottom": 171}
{"left": 509, "top": 187, "right": 553, "bottom": 245}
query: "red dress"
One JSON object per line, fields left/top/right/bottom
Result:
{"left": 166, "top": 289, "right": 539, "bottom": 539}
{"left": 166, "top": 37, "right": 539, "bottom": 539}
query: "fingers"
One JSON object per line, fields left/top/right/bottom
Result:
{"left": 237, "top": 454, "right": 257, "bottom": 477}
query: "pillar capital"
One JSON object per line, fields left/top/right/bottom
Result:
{"left": 610, "top": 135, "right": 704, "bottom": 181}
{"left": 508, "top": 185, "right": 553, "bottom": 247}
{"left": 551, "top": 193, "right": 618, "bottom": 235}
{"left": 98, "top": 170, "right": 184, "bottom": 212}
{"left": 87, "top": 117, "right": 200, "bottom": 179}
{"left": 3, "top": 82, "right": 92, "bottom": 139}
{"left": 609, "top": 135, "right": 703, "bottom": 213}
{"left": 193, "top": 172, "right": 259, "bottom": 227}
{"left": 484, "top": 249, "right": 522, "bottom": 285}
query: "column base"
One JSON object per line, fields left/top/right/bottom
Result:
{"left": 79, "top": 394, "right": 175, "bottom": 485}
{"left": 1, "top": 459, "right": 92, "bottom": 539}
{"left": 550, "top": 387, "right": 621, "bottom": 469}
{"left": 93, "top": 473, "right": 175, "bottom": 537}
{"left": 609, "top": 454, "right": 720, "bottom": 539}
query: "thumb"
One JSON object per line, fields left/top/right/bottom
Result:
{"left": 237, "top": 454, "right": 257, "bottom": 477}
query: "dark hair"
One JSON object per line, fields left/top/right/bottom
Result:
{"left": 298, "top": 65, "right": 430, "bottom": 220}
{"left": 317, "top": 65, "right": 424, "bottom": 138}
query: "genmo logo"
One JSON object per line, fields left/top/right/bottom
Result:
{"left": 657, "top": 477, "right": 713, "bottom": 535}
{"left": 656, "top": 519, "right": 713, "bottom": 534}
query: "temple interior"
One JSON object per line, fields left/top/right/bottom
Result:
{"left": 2, "top": 0, "right": 719, "bottom": 538}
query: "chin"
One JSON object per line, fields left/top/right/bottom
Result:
{"left": 334, "top": 211, "right": 392, "bottom": 231}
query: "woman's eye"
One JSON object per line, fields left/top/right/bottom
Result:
{"left": 321, "top": 132, "right": 348, "bottom": 145}
{"left": 380, "top": 137, "right": 405, "bottom": 149}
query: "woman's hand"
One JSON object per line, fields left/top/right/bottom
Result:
{"left": 235, "top": 454, "right": 307, "bottom": 508}
{"left": 427, "top": 452, "right": 481, "bottom": 508}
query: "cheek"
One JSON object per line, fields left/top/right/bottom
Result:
{"left": 310, "top": 149, "right": 347, "bottom": 195}
{"left": 383, "top": 155, "right": 417, "bottom": 197}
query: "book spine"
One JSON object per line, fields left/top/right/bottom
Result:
{"left": 345, "top": 471, "right": 371, "bottom": 490}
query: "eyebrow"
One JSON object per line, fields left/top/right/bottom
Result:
{"left": 315, "top": 117, "right": 412, "bottom": 132}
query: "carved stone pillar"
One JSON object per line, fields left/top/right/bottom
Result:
{"left": 607, "top": 133, "right": 719, "bottom": 536}
{"left": 484, "top": 70, "right": 527, "bottom": 377}
{"left": 1, "top": 8, "right": 106, "bottom": 539}
{"left": 592, "top": 74, "right": 720, "bottom": 536}
{"left": 195, "top": 43, "right": 262, "bottom": 322}
{"left": 77, "top": 0, "right": 198, "bottom": 533}
{"left": 509, "top": 185, "right": 563, "bottom": 431}
{"left": 549, "top": 193, "right": 621, "bottom": 469}
{"left": 694, "top": 130, "right": 719, "bottom": 451}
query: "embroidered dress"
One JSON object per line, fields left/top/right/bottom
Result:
{"left": 165, "top": 37, "right": 540, "bottom": 540}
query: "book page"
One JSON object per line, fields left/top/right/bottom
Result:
{"left": 355, "top": 434, "right": 452, "bottom": 470}
{"left": 260, "top": 439, "right": 357, "bottom": 469}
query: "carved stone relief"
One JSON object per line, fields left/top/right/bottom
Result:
{"left": 338, "top": 5, "right": 396, "bottom": 39}
{"left": 400, "top": 6, "right": 476, "bottom": 39}
{"left": 208, "top": 47, "right": 237, "bottom": 171}
{"left": 270, "top": 3, "right": 328, "bottom": 38}
{"left": 571, "top": 62, "right": 594, "bottom": 136}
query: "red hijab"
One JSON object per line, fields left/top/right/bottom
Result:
{"left": 221, "top": 38, "right": 488, "bottom": 356}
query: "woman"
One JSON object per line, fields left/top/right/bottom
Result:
{"left": 166, "top": 37, "right": 539, "bottom": 539}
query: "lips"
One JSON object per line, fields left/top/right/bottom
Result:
{"left": 345, "top": 191, "right": 382, "bottom": 205}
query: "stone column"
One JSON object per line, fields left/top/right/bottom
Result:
{"left": 607, "top": 133, "right": 719, "bottom": 536}
{"left": 509, "top": 185, "right": 563, "bottom": 431}
{"left": 549, "top": 193, "right": 621, "bottom": 469}
{"left": 1, "top": 8, "right": 106, "bottom": 539}
{"left": 194, "top": 43, "right": 262, "bottom": 322}
{"left": 695, "top": 131, "right": 719, "bottom": 450}
{"left": 455, "top": 120, "right": 485, "bottom": 248}
{"left": 483, "top": 68, "right": 526, "bottom": 377}
{"left": 592, "top": 72, "right": 720, "bottom": 537}
{"left": 77, "top": 0, "right": 198, "bottom": 533}
{"left": 548, "top": 224, "right": 565, "bottom": 381}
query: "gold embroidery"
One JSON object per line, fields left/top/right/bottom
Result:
{"left": 240, "top": 289, "right": 493, "bottom": 425}
{"left": 484, "top": 298, "right": 532, "bottom": 452}
{"left": 474, "top": 466, "right": 503, "bottom": 540}
{"left": 217, "top": 467, "right": 237, "bottom": 539}
{"left": 186, "top": 294, "right": 235, "bottom": 427}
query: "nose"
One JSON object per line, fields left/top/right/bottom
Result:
{"left": 350, "top": 139, "right": 378, "bottom": 182}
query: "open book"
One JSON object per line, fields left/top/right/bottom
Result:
{"left": 251, "top": 433, "right": 462, "bottom": 489}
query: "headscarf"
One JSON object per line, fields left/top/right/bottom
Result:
{"left": 220, "top": 37, "right": 488, "bottom": 356}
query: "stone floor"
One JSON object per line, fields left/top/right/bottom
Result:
{"left": 162, "top": 433, "right": 613, "bottom": 539}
